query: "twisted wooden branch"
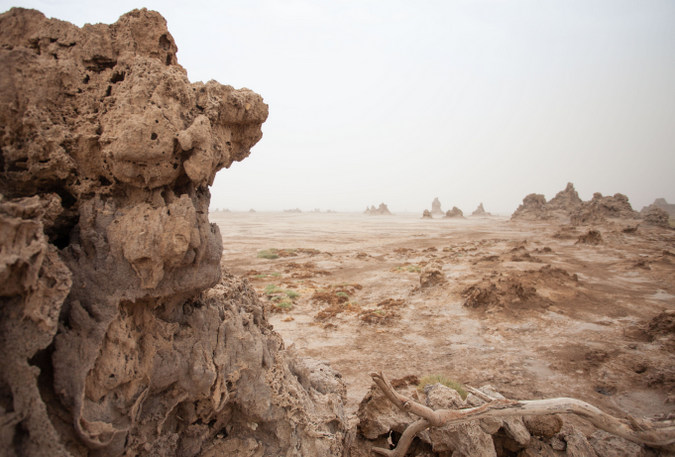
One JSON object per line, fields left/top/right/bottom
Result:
{"left": 369, "top": 372, "right": 675, "bottom": 456}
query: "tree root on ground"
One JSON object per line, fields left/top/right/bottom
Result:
{"left": 369, "top": 372, "right": 675, "bottom": 456}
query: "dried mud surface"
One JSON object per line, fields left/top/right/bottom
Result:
{"left": 216, "top": 212, "right": 675, "bottom": 420}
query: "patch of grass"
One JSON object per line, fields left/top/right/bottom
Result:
{"left": 264, "top": 284, "right": 284, "bottom": 296}
{"left": 393, "top": 264, "right": 422, "bottom": 273}
{"left": 336, "top": 291, "right": 350, "bottom": 300}
{"left": 285, "top": 290, "right": 300, "bottom": 299}
{"left": 417, "top": 375, "right": 467, "bottom": 399}
{"left": 258, "top": 249, "right": 280, "bottom": 259}
{"left": 254, "top": 272, "right": 281, "bottom": 279}
{"left": 277, "top": 300, "right": 293, "bottom": 310}
{"left": 257, "top": 248, "right": 302, "bottom": 259}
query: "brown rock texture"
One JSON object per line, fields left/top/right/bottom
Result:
{"left": 510, "top": 183, "right": 662, "bottom": 227}
{"left": 0, "top": 8, "right": 347, "bottom": 457}
{"left": 640, "top": 205, "right": 671, "bottom": 228}
{"left": 644, "top": 198, "right": 675, "bottom": 218}
{"left": 512, "top": 183, "right": 582, "bottom": 221}
{"left": 570, "top": 192, "right": 639, "bottom": 225}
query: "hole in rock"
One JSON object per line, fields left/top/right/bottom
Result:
{"left": 7, "top": 158, "right": 28, "bottom": 172}
{"left": 150, "top": 133, "right": 158, "bottom": 140}
{"left": 159, "top": 34, "right": 172, "bottom": 50}
{"left": 110, "top": 71, "right": 126, "bottom": 83}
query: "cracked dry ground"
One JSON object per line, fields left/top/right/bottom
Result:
{"left": 214, "top": 212, "right": 675, "bottom": 420}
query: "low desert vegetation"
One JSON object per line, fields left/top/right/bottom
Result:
{"left": 257, "top": 248, "right": 304, "bottom": 259}
{"left": 417, "top": 374, "right": 468, "bottom": 399}
{"left": 393, "top": 263, "right": 422, "bottom": 273}
{"left": 254, "top": 271, "right": 281, "bottom": 279}
{"left": 262, "top": 284, "right": 300, "bottom": 311}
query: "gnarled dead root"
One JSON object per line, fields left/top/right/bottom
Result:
{"left": 369, "top": 372, "right": 675, "bottom": 456}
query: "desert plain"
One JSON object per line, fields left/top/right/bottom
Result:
{"left": 213, "top": 211, "right": 675, "bottom": 421}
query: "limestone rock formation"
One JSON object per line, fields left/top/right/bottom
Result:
{"left": 422, "top": 209, "right": 432, "bottom": 219}
{"left": 644, "top": 198, "right": 675, "bottom": 218}
{"left": 471, "top": 203, "right": 491, "bottom": 217}
{"left": 431, "top": 197, "right": 443, "bottom": 216}
{"left": 510, "top": 183, "right": 658, "bottom": 226}
{"left": 364, "top": 203, "right": 392, "bottom": 215}
{"left": 640, "top": 206, "right": 670, "bottom": 228}
{"left": 512, "top": 194, "right": 548, "bottom": 220}
{"left": 444, "top": 206, "right": 464, "bottom": 218}
{"left": 0, "top": 8, "right": 347, "bottom": 457}
{"left": 570, "top": 192, "right": 639, "bottom": 226}
{"left": 512, "top": 183, "right": 582, "bottom": 221}
{"left": 547, "top": 182, "right": 582, "bottom": 211}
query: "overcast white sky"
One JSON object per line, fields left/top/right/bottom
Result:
{"left": 3, "top": 0, "right": 674, "bottom": 214}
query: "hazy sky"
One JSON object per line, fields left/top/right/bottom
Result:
{"left": 3, "top": 1, "right": 674, "bottom": 214}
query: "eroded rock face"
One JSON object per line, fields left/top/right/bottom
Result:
{"left": 511, "top": 184, "right": 656, "bottom": 227}
{"left": 570, "top": 192, "right": 639, "bottom": 226}
{"left": 640, "top": 205, "right": 671, "bottom": 228}
{"left": 644, "top": 198, "right": 675, "bottom": 218}
{"left": 512, "top": 183, "right": 582, "bottom": 221}
{"left": 0, "top": 8, "right": 347, "bottom": 457}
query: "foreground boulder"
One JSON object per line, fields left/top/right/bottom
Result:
{"left": 0, "top": 8, "right": 347, "bottom": 456}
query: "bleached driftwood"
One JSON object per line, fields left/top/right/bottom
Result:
{"left": 369, "top": 372, "right": 675, "bottom": 457}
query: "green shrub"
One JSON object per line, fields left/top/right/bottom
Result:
{"left": 257, "top": 249, "right": 279, "bottom": 259}
{"left": 285, "top": 290, "right": 300, "bottom": 299}
{"left": 277, "top": 300, "right": 293, "bottom": 310}
{"left": 264, "top": 284, "right": 283, "bottom": 296}
{"left": 417, "top": 374, "right": 467, "bottom": 399}
{"left": 336, "top": 291, "right": 349, "bottom": 299}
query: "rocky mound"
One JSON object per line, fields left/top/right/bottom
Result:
{"left": 511, "top": 184, "right": 656, "bottom": 226}
{"left": 548, "top": 182, "right": 583, "bottom": 210}
{"left": 570, "top": 192, "right": 639, "bottom": 225}
{"left": 422, "top": 209, "right": 432, "bottom": 219}
{"left": 471, "top": 203, "right": 491, "bottom": 217}
{"left": 461, "top": 265, "right": 579, "bottom": 314}
{"left": 0, "top": 8, "right": 346, "bottom": 456}
{"left": 511, "top": 183, "right": 582, "bottom": 221}
{"left": 644, "top": 198, "right": 675, "bottom": 218}
{"left": 364, "top": 203, "right": 392, "bottom": 215}
{"left": 431, "top": 197, "right": 443, "bottom": 216}
{"left": 444, "top": 206, "right": 464, "bottom": 218}
{"left": 640, "top": 205, "right": 671, "bottom": 228}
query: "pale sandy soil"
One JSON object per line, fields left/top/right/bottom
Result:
{"left": 212, "top": 211, "right": 675, "bottom": 420}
